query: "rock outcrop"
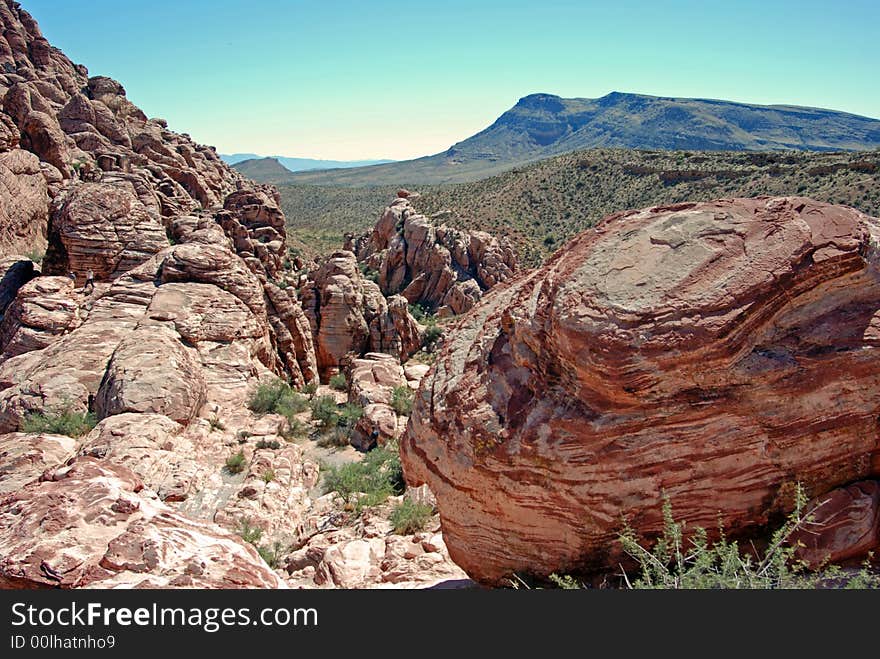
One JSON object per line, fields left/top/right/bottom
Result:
{"left": 0, "top": 0, "right": 237, "bottom": 256}
{"left": 346, "top": 352, "right": 409, "bottom": 450}
{"left": 792, "top": 480, "right": 880, "bottom": 567}
{"left": 0, "top": 274, "right": 79, "bottom": 357}
{"left": 0, "top": 1, "right": 325, "bottom": 588}
{"left": 301, "top": 251, "right": 422, "bottom": 378}
{"left": 353, "top": 195, "right": 518, "bottom": 316}
{"left": 285, "top": 503, "right": 470, "bottom": 589}
{"left": 0, "top": 457, "right": 285, "bottom": 589}
{"left": 402, "top": 197, "right": 880, "bottom": 584}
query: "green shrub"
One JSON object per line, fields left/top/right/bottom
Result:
{"left": 237, "top": 519, "right": 263, "bottom": 545}
{"left": 322, "top": 447, "right": 404, "bottom": 512}
{"left": 20, "top": 407, "right": 97, "bottom": 438}
{"left": 258, "top": 541, "right": 284, "bottom": 569}
{"left": 329, "top": 372, "right": 348, "bottom": 391}
{"left": 390, "top": 386, "right": 414, "bottom": 416}
{"left": 25, "top": 248, "right": 45, "bottom": 265}
{"left": 408, "top": 303, "right": 430, "bottom": 323}
{"left": 281, "top": 418, "right": 310, "bottom": 440}
{"left": 300, "top": 381, "right": 319, "bottom": 397}
{"left": 359, "top": 262, "right": 379, "bottom": 284}
{"left": 337, "top": 403, "right": 363, "bottom": 428}
{"left": 390, "top": 499, "right": 433, "bottom": 535}
{"left": 422, "top": 323, "right": 443, "bottom": 350}
{"left": 224, "top": 450, "right": 247, "bottom": 475}
{"left": 618, "top": 486, "right": 880, "bottom": 589}
{"left": 256, "top": 438, "right": 281, "bottom": 450}
{"left": 548, "top": 574, "right": 582, "bottom": 589}
{"left": 261, "top": 468, "right": 276, "bottom": 483}
{"left": 310, "top": 395, "right": 340, "bottom": 427}
{"left": 317, "top": 425, "right": 352, "bottom": 448}
{"left": 248, "top": 379, "right": 308, "bottom": 423}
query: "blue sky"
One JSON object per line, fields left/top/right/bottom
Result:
{"left": 23, "top": 0, "right": 880, "bottom": 160}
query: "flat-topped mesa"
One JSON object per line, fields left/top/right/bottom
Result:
{"left": 401, "top": 196, "right": 880, "bottom": 585}
{"left": 352, "top": 193, "right": 518, "bottom": 316}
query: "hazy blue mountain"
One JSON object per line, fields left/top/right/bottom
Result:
{"left": 220, "top": 153, "right": 395, "bottom": 172}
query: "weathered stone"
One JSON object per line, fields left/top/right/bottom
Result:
{"left": 402, "top": 197, "right": 880, "bottom": 584}
{"left": 95, "top": 325, "right": 206, "bottom": 425}
{"left": 792, "top": 481, "right": 880, "bottom": 567}
{"left": 0, "top": 458, "right": 286, "bottom": 588}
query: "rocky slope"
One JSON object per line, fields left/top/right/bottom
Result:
{"left": 0, "top": 1, "right": 464, "bottom": 589}
{"left": 401, "top": 196, "right": 880, "bottom": 584}
{"left": 351, "top": 192, "right": 518, "bottom": 316}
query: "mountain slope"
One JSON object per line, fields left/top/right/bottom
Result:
{"left": 221, "top": 152, "right": 394, "bottom": 172}
{"left": 278, "top": 147, "right": 880, "bottom": 264}
{"left": 283, "top": 92, "right": 880, "bottom": 186}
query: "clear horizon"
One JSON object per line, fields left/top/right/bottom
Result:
{"left": 23, "top": 0, "right": 880, "bottom": 161}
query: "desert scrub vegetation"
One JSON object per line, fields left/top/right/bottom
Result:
{"left": 310, "top": 395, "right": 340, "bottom": 427}
{"left": 329, "top": 372, "right": 347, "bottom": 391}
{"left": 310, "top": 395, "right": 363, "bottom": 447}
{"left": 390, "top": 499, "right": 434, "bottom": 534}
{"left": 20, "top": 406, "right": 97, "bottom": 438}
{"left": 617, "top": 488, "right": 880, "bottom": 589}
{"left": 280, "top": 417, "right": 310, "bottom": 441}
{"left": 258, "top": 541, "right": 285, "bottom": 569}
{"left": 237, "top": 518, "right": 263, "bottom": 545}
{"left": 247, "top": 379, "right": 309, "bottom": 424}
{"left": 422, "top": 322, "right": 443, "bottom": 350}
{"left": 391, "top": 385, "right": 414, "bottom": 416}
{"left": 224, "top": 450, "right": 247, "bottom": 475}
{"left": 24, "top": 247, "right": 45, "bottom": 264}
{"left": 255, "top": 438, "right": 281, "bottom": 450}
{"left": 237, "top": 519, "right": 284, "bottom": 569}
{"left": 322, "top": 447, "right": 404, "bottom": 512}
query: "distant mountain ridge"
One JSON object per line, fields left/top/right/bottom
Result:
{"left": 221, "top": 153, "right": 395, "bottom": 172}
{"left": 277, "top": 92, "right": 880, "bottom": 186}
{"left": 231, "top": 157, "right": 304, "bottom": 184}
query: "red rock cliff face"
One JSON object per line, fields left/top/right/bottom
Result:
{"left": 401, "top": 196, "right": 880, "bottom": 584}
{"left": 0, "top": 0, "right": 318, "bottom": 587}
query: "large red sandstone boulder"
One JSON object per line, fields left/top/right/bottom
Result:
{"left": 0, "top": 275, "right": 80, "bottom": 358}
{"left": 0, "top": 148, "right": 49, "bottom": 255}
{"left": 401, "top": 197, "right": 880, "bottom": 584}
{"left": 94, "top": 325, "right": 207, "bottom": 424}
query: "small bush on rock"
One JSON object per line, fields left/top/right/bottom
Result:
{"left": 390, "top": 499, "right": 434, "bottom": 535}
{"left": 224, "top": 450, "right": 247, "bottom": 475}
{"left": 248, "top": 380, "right": 308, "bottom": 423}
{"left": 20, "top": 407, "right": 97, "bottom": 438}
{"left": 391, "top": 386, "right": 414, "bottom": 416}
{"left": 323, "top": 447, "right": 404, "bottom": 512}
